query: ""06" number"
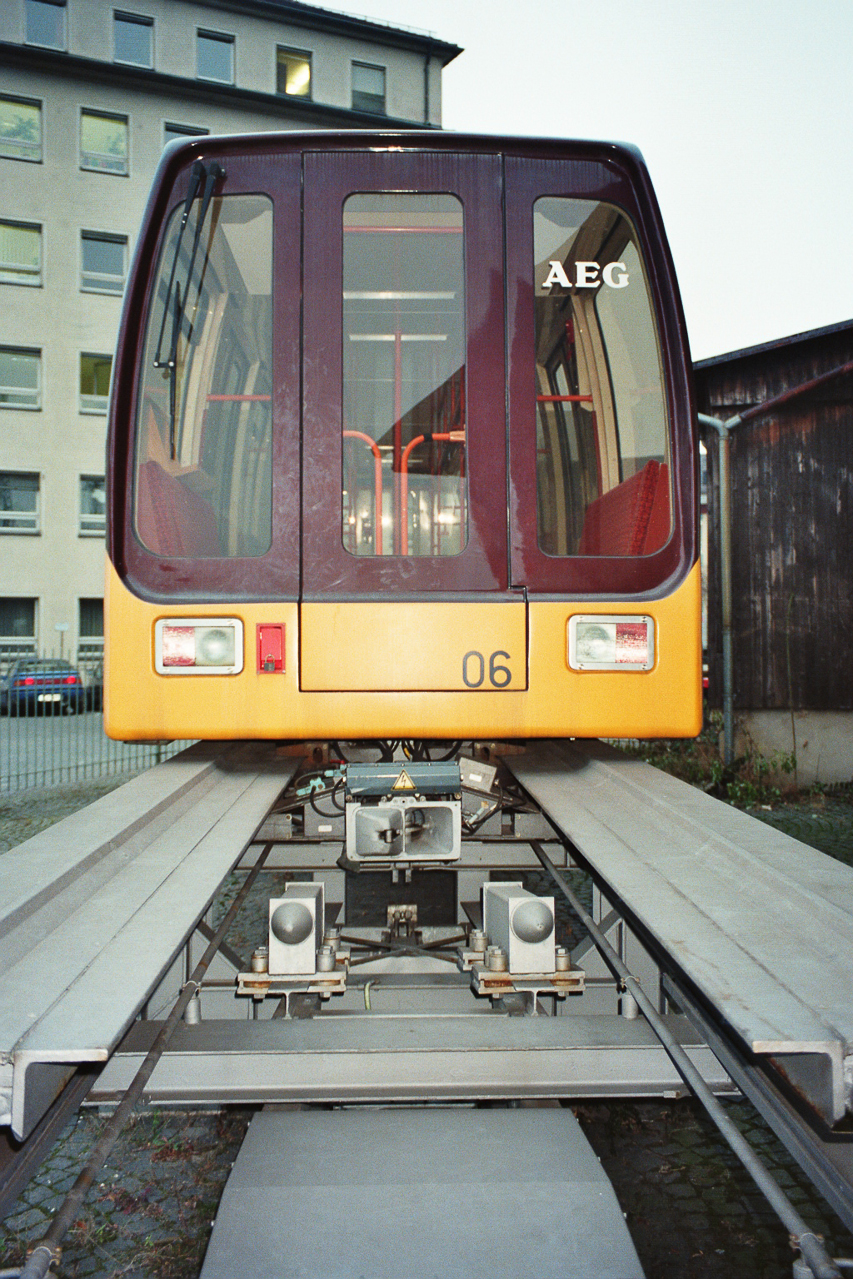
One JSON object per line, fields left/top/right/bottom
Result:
{"left": 462, "top": 650, "right": 512, "bottom": 689}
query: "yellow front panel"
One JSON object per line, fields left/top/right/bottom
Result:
{"left": 105, "top": 561, "right": 702, "bottom": 742}
{"left": 300, "top": 601, "right": 527, "bottom": 691}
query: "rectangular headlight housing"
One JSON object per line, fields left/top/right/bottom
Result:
{"left": 154, "top": 617, "right": 244, "bottom": 675}
{"left": 568, "top": 615, "right": 654, "bottom": 672}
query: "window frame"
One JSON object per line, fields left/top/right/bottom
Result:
{"left": 0, "top": 220, "right": 42, "bottom": 287}
{"left": 0, "top": 94, "right": 43, "bottom": 164}
{"left": 0, "top": 471, "right": 41, "bottom": 534}
{"left": 25, "top": 0, "right": 66, "bottom": 51}
{"left": 79, "top": 475, "right": 106, "bottom": 537}
{"left": 80, "top": 108, "right": 129, "bottom": 176}
{"left": 80, "top": 230, "right": 128, "bottom": 295}
{"left": 79, "top": 352, "right": 112, "bottom": 414}
{"left": 163, "top": 122, "right": 208, "bottom": 148}
{"left": 0, "top": 347, "right": 41, "bottom": 410}
{"left": 276, "top": 45, "right": 312, "bottom": 99}
{"left": 351, "top": 61, "right": 386, "bottom": 115}
{"left": 197, "top": 28, "right": 235, "bottom": 84}
{"left": 114, "top": 10, "right": 154, "bottom": 68}
{"left": 0, "top": 598, "right": 37, "bottom": 663}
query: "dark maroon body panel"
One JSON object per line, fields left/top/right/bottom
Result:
{"left": 107, "top": 132, "right": 696, "bottom": 605}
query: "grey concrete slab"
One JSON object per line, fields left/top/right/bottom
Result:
{"left": 200, "top": 1106, "right": 645, "bottom": 1278}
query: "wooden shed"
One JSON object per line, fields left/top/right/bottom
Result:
{"left": 693, "top": 320, "right": 853, "bottom": 781}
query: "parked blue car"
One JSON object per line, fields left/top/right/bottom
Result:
{"left": 0, "top": 658, "right": 85, "bottom": 715}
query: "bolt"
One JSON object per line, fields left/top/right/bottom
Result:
{"left": 251, "top": 946, "right": 269, "bottom": 974}
{"left": 469, "top": 929, "right": 488, "bottom": 953}
{"left": 316, "top": 945, "right": 336, "bottom": 973}
{"left": 486, "top": 946, "right": 508, "bottom": 972}
{"left": 554, "top": 947, "right": 571, "bottom": 972}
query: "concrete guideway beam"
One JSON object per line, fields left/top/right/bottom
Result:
{"left": 504, "top": 739, "right": 853, "bottom": 1124}
{"left": 0, "top": 742, "right": 296, "bottom": 1139}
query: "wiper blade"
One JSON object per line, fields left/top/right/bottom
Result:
{"left": 153, "top": 159, "right": 205, "bottom": 370}
{"left": 153, "top": 159, "right": 225, "bottom": 457}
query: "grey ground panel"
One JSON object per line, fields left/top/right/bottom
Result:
{"left": 200, "top": 1106, "right": 645, "bottom": 1279}
{"left": 504, "top": 739, "right": 853, "bottom": 1121}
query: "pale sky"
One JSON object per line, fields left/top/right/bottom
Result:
{"left": 329, "top": 0, "right": 852, "bottom": 361}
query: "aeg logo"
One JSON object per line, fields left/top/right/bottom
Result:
{"left": 542, "top": 260, "right": 629, "bottom": 290}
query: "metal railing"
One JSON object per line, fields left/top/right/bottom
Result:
{"left": 0, "top": 651, "right": 191, "bottom": 793}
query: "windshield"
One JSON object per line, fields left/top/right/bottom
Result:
{"left": 133, "top": 192, "right": 273, "bottom": 559}
{"left": 534, "top": 197, "right": 671, "bottom": 557}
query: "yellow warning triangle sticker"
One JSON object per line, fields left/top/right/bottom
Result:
{"left": 392, "top": 767, "right": 416, "bottom": 791}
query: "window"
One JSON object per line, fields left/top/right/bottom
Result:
{"left": 277, "top": 46, "right": 311, "bottom": 98}
{"left": 197, "top": 30, "right": 234, "bottom": 83}
{"left": 80, "top": 476, "right": 105, "bottom": 535}
{"left": 0, "top": 96, "right": 42, "bottom": 163}
{"left": 134, "top": 194, "right": 273, "bottom": 559}
{"left": 352, "top": 62, "right": 385, "bottom": 114}
{"left": 81, "top": 231, "right": 127, "bottom": 294}
{"left": 533, "top": 197, "right": 671, "bottom": 556}
{"left": 25, "top": 0, "right": 66, "bottom": 50}
{"left": 80, "top": 353, "right": 112, "bottom": 413}
{"left": 0, "top": 598, "right": 37, "bottom": 661}
{"left": 0, "top": 348, "right": 40, "bottom": 409}
{"left": 0, "top": 472, "right": 40, "bottom": 533}
{"left": 342, "top": 193, "right": 466, "bottom": 557}
{"left": 80, "top": 110, "right": 128, "bottom": 175}
{"left": 0, "top": 221, "right": 41, "bottom": 286}
{"left": 114, "top": 11, "right": 153, "bottom": 67}
{"left": 164, "top": 122, "right": 208, "bottom": 147}
{"left": 78, "top": 597, "right": 104, "bottom": 663}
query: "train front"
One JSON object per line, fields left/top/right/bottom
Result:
{"left": 105, "top": 133, "right": 701, "bottom": 743}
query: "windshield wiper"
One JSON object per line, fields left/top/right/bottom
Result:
{"left": 153, "top": 159, "right": 225, "bottom": 456}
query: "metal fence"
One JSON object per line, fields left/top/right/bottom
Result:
{"left": 0, "top": 651, "right": 191, "bottom": 793}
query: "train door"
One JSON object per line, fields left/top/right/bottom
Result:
{"left": 299, "top": 150, "right": 528, "bottom": 694}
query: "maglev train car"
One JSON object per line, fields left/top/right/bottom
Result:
{"left": 104, "top": 132, "right": 701, "bottom": 743}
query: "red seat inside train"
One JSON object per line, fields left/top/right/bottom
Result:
{"left": 578, "top": 460, "right": 670, "bottom": 557}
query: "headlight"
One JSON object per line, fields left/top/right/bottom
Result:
{"left": 568, "top": 615, "right": 654, "bottom": 671}
{"left": 154, "top": 617, "right": 244, "bottom": 675}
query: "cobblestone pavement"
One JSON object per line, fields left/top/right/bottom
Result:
{"left": 1, "top": 783, "right": 852, "bottom": 1278}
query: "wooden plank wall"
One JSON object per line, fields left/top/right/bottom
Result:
{"left": 694, "top": 323, "right": 853, "bottom": 711}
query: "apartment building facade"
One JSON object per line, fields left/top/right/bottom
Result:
{"left": 0, "top": 0, "right": 460, "bottom": 665}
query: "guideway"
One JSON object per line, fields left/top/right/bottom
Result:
{"left": 503, "top": 740, "right": 853, "bottom": 1128}
{"left": 3, "top": 738, "right": 853, "bottom": 1278}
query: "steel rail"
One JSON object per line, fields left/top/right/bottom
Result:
{"left": 531, "top": 839, "right": 843, "bottom": 1279}
{"left": 16, "top": 841, "right": 275, "bottom": 1279}
{"left": 660, "top": 971, "right": 853, "bottom": 1235}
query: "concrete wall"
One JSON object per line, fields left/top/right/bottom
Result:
{"left": 737, "top": 711, "right": 853, "bottom": 787}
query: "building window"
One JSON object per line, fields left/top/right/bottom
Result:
{"left": 79, "top": 476, "right": 106, "bottom": 536}
{"left": 0, "top": 96, "right": 42, "bottom": 163}
{"left": 352, "top": 62, "right": 386, "bottom": 114}
{"left": 25, "top": 0, "right": 66, "bottom": 50}
{"left": 0, "top": 221, "right": 41, "bottom": 286}
{"left": 81, "top": 231, "right": 127, "bottom": 295}
{"left": 78, "top": 597, "right": 104, "bottom": 663}
{"left": 0, "top": 348, "right": 40, "bottom": 409}
{"left": 197, "top": 30, "right": 234, "bottom": 84}
{"left": 80, "top": 110, "right": 129, "bottom": 175}
{"left": 164, "top": 122, "right": 208, "bottom": 147}
{"left": 0, "top": 598, "right": 37, "bottom": 661}
{"left": 277, "top": 46, "right": 311, "bottom": 98}
{"left": 80, "top": 353, "right": 112, "bottom": 413}
{"left": 114, "top": 11, "right": 153, "bottom": 67}
{"left": 0, "top": 472, "right": 40, "bottom": 534}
